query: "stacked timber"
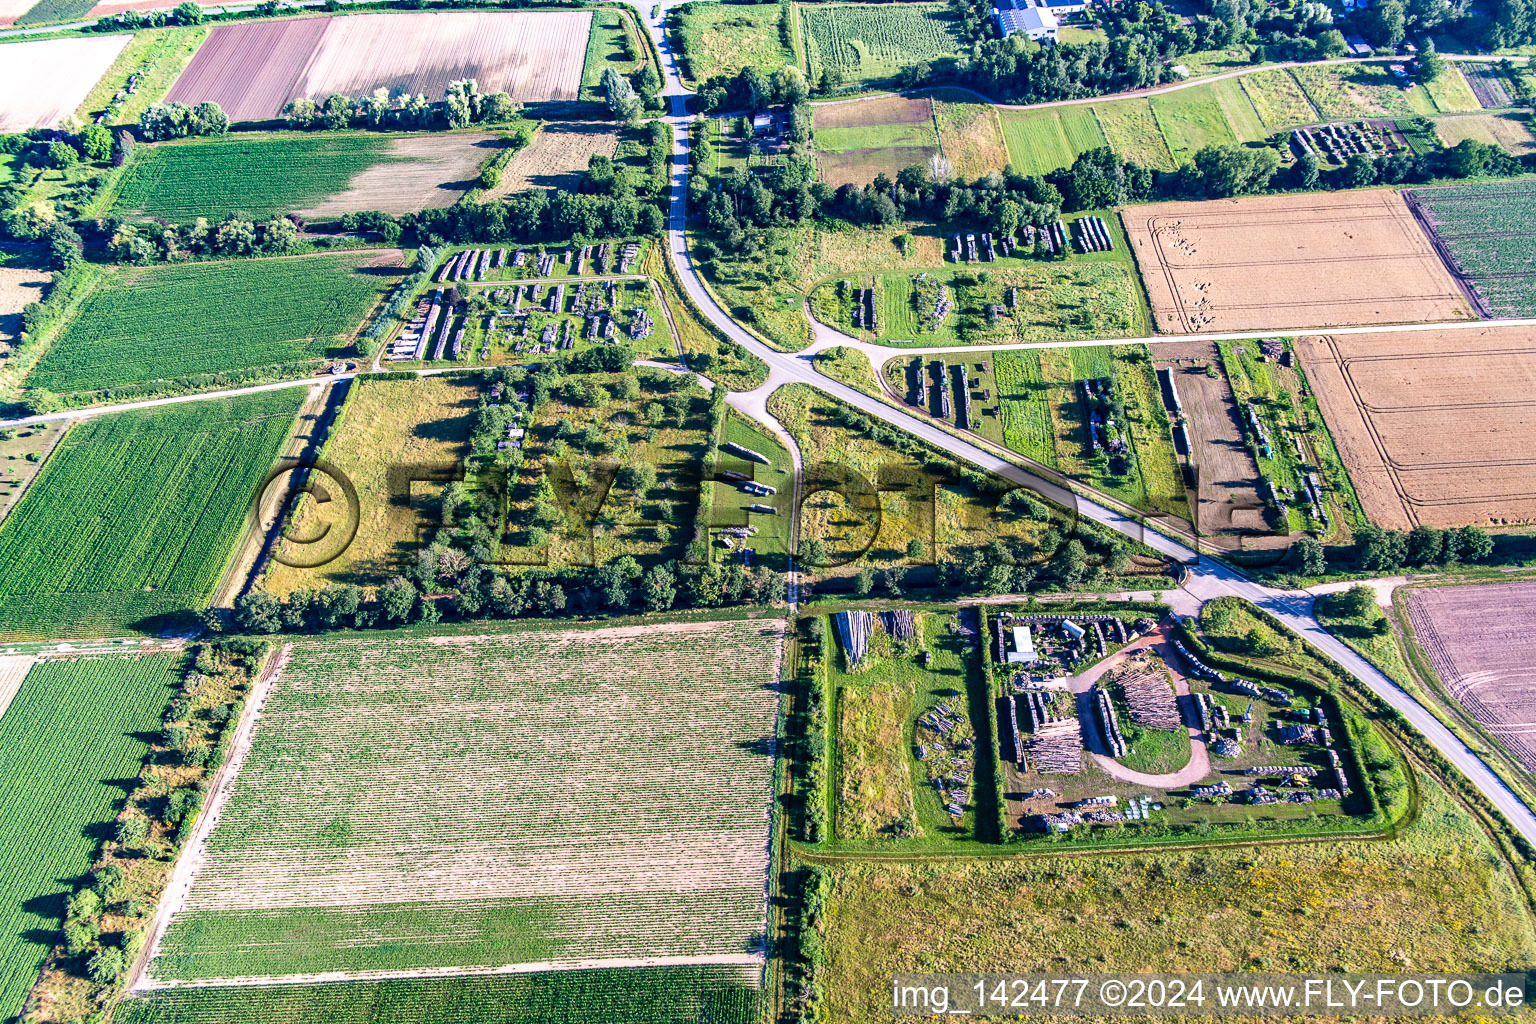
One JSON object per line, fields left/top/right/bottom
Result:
{"left": 1093, "top": 685, "right": 1127, "bottom": 758}
{"left": 833, "top": 610, "right": 874, "bottom": 668}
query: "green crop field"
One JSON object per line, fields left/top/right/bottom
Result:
{"left": 1409, "top": 181, "right": 1536, "bottom": 316}
{"left": 1150, "top": 89, "right": 1241, "bottom": 164}
{"left": 28, "top": 251, "right": 402, "bottom": 394}
{"left": 998, "top": 107, "right": 1107, "bottom": 175}
{"left": 149, "top": 617, "right": 785, "bottom": 981}
{"left": 14, "top": 0, "right": 94, "bottom": 25}
{"left": 674, "top": 2, "right": 794, "bottom": 84}
{"left": 1092, "top": 99, "right": 1176, "bottom": 170}
{"left": 116, "top": 967, "right": 763, "bottom": 1024}
{"left": 801, "top": 3, "right": 962, "bottom": 85}
{"left": 815, "top": 122, "right": 939, "bottom": 152}
{"left": 0, "top": 654, "right": 180, "bottom": 1022}
{"left": 1239, "top": 68, "right": 1319, "bottom": 129}
{"left": 110, "top": 134, "right": 397, "bottom": 222}
{"left": 0, "top": 392, "right": 301, "bottom": 640}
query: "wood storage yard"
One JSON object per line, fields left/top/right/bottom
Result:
{"left": 1295, "top": 325, "right": 1536, "bottom": 529}
{"left": 1406, "top": 581, "right": 1536, "bottom": 776}
{"left": 0, "top": 35, "right": 131, "bottom": 131}
{"left": 1124, "top": 191, "right": 1475, "bottom": 334}
{"left": 141, "top": 617, "right": 785, "bottom": 985}
{"left": 165, "top": 11, "right": 592, "bottom": 123}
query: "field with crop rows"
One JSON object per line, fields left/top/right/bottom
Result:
{"left": 112, "top": 133, "right": 497, "bottom": 222}
{"left": 801, "top": 3, "right": 962, "bottom": 85}
{"left": 150, "top": 617, "right": 785, "bottom": 981}
{"left": 0, "top": 392, "right": 301, "bottom": 639}
{"left": 998, "top": 106, "right": 1107, "bottom": 175}
{"left": 29, "top": 250, "right": 403, "bottom": 393}
{"left": 0, "top": 653, "right": 180, "bottom": 1022}
{"left": 1406, "top": 181, "right": 1536, "bottom": 316}
{"left": 117, "top": 966, "right": 762, "bottom": 1024}
{"left": 1239, "top": 68, "right": 1318, "bottom": 129}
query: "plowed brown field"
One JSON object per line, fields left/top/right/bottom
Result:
{"left": 1406, "top": 582, "right": 1536, "bottom": 777}
{"left": 1295, "top": 325, "right": 1536, "bottom": 529}
{"left": 481, "top": 122, "right": 620, "bottom": 198}
{"left": 166, "top": 11, "right": 590, "bottom": 122}
{"left": 1124, "top": 191, "right": 1474, "bottom": 334}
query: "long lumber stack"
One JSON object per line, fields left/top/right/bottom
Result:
{"left": 1117, "top": 663, "right": 1180, "bottom": 731}
{"left": 1025, "top": 719, "right": 1081, "bottom": 774}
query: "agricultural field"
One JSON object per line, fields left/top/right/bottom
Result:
{"left": 997, "top": 106, "right": 1107, "bottom": 176}
{"left": 111, "top": 132, "right": 503, "bottom": 222}
{"left": 0, "top": 392, "right": 302, "bottom": 639}
{"left": 116, "top": 967, "right": 763, "bottom": 1024}
{"left": 262, "top": 375, "right": 478, "bottom": 595}
{"left": 28, "top": 250, "right": 405, "bottom": 394}
{"left": 0, "top": 34, "right": 130, "bottom": 132}
{"left": 1123, "top": 190, "right": 1472, "bottom": 334}
{"left": 1295, "top": 324, "right": 1536, "bottom": 530}
{"left": 811, "top": 260, "right": 1143, "bottom": 346}
{"left": 673, "top": 1, "right": 793, "bottom": 85}
{"left": 1091, "top": 98, "right": 1176, "bottom": 171}
{"left": 1290, "top": 63, "right": 1439, "bottom": 120}
{"left": 0, "top": 0, "right": 36, "bottom": 24}
{"left": 824, "top": 609, "right": 998, "bottom": 845}
{"left": 1405, "top": 180, "right": 1536, "bottom": 317}
{"left": 12, "top": 0, "right": 92, "bottom": 24}
{"left": 166, "top": 11, "right": 592, "bottom": 122}
{"left": 811, "top": 775, "right": 1536, "bottom": 1023}
{"left": 147, "top": 617, "right": 785, "bottom": 980}
{"left": 1434, "top": 112, "right": 1536, "bottom": 155}
{"left": 812, "top": 94, "right": 939, "bottom": 186}
{"left": 933, "top": 98, "right": 1009, "bottom": 178}
{"left": 1460, "top": 62, "right": 1517, "bottom": 108}
{"left": 1406, "top": 581, "right": 1536, "bottom": 778}
{"left": 800, "top": 3, "right": 963, "bottom": 86}
{"left": 1239, "top": 67, "right": 1319, "bottom": 129}
{"left": 0, "top": 653, "right": 181, "bottom": 1023}
{"left": 1149, "top": 83, "right": 1261, "bottom": 164}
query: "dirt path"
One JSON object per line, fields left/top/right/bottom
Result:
{"left": 1067, "top": 625, "right": 1212, "bottom": 789}
{"left": 134, "top": 952, "right": 765, "bottom": 991}
{"left": 0, "top": 654, "right": 34, "bottom": 722}
{"left": 129, "top": 642, "right": 292, "bottom": 994}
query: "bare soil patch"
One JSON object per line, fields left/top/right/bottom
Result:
{"left": 0, "top": 0, "right": 37, "bottom": 26}
{"left": 0, "top": 35, "right": 131, "bottom": 131}
{"left": 1123, "top": 191, "right": 1474, "bottom": 334}
{"left": 1407, "top": 581, "right": 1536, "bottom": 776}
{"left": 819, "top": 145, "right": 937, "bottom": 187}
{"left": 167, "top": 11, "right": 590, "bottom": 122}
{"left": 298, "top": 133, "right": 499, "bottom": 218}
{"left": 1295, "top": 325, "right": 1536, "bottom": 529}
{"left": 813, "top": 93, "right": 933, "bottom": 130}
{"left": 482, "top": 122, "right": 619, "bottom": 198}
{"left": 0, "top": 265, "right": 48, "bottom": 354}
{"left": 1153, "top": 341, "right": 1266, "bottom": 537}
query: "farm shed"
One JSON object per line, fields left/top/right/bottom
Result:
{"left": 1005, "top": 625, "right": 1038, "bottom": 664}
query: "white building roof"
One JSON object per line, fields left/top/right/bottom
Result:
{"left": 997, "top": 4, "right": 1058, "bottom": 34}
{"left": 1006, "top": 626, "right": 1039, "bottom": 663}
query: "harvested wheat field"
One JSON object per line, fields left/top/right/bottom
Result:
{"left": 1124, "top": 191, "right": 1474, "bottom": 334}
{"left": 482, "top": 122, "right": 620, "bottom": 198}
{"left": 1295, "top": 325, "right": 1536, "bottom": 529}
{"left": 298, "top": 133, "right": 501, "bottom": 217}
{"left": 0, "top": 265, "right": 48, "bottom": 353}
{"left": 167, "top": 11, "right": 591, "bottom": 122}
{"left": 812, "top": 93, "right": 933, "bottom": 130}
{"left": 1407, "top": 581, "right": 1536, "bottom": 776}
{"left": 0, "top": 35, "right": 130, "bottom": 131}
{"left": 144, "top": 617, "right": 786, "bottom": 983}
